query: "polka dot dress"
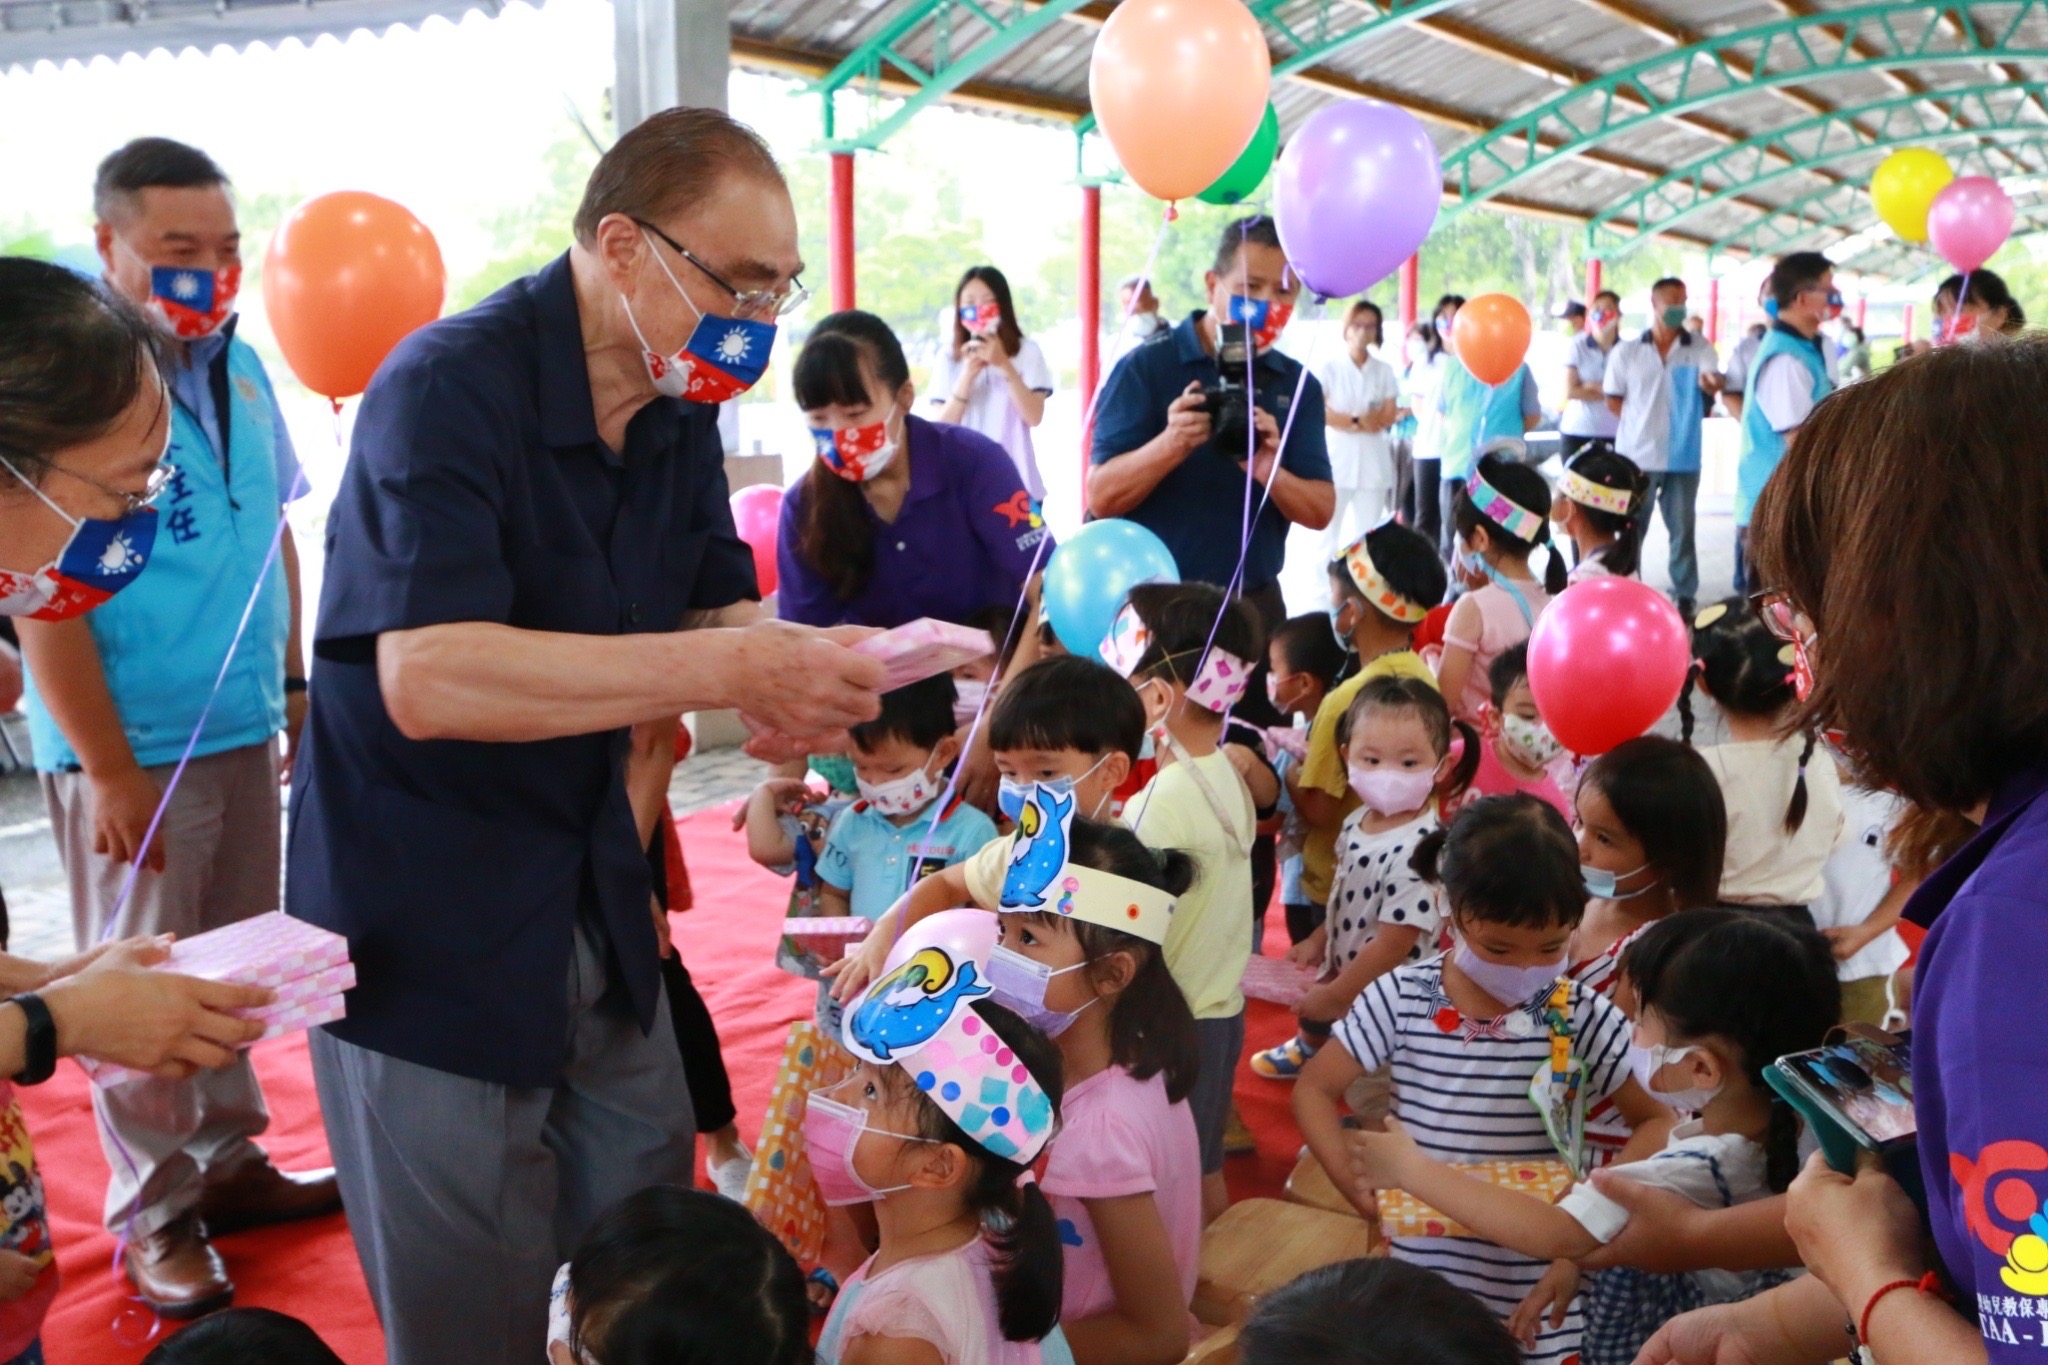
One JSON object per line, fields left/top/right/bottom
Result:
{"left": 1326, "top": 807, "right": 1444, "bottom": 975}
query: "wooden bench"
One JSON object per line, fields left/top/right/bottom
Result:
{"left": 1283, "top": 1148, "right": 1366, "bottom": 1220}
{"left": 1192, "top": 1198, "right": 1381, "bottom": 1326}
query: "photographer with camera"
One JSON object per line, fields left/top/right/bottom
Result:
{"left": 1088, "top": 215, "right": 1335, "bottom": 638}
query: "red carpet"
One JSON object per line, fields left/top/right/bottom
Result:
{"left": 21, "top": 800, "right": 1309, "bottom": 1362}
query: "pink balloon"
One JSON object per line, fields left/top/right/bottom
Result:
{"left": 1526, "top": 578, "right": 1691, "bottom": 757}
{"left": 730, "top": 483, "right": 783, "bottom": 598}
{"left": 1927, "top": 176, "right": 2015, "bottom": 274}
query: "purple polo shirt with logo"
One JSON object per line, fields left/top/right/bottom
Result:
{"left": 776, "top": 413, "right": 1053, "bottom": 629}
{"left": 1903, "top": 756, "right": 2048, "bottom": 1354}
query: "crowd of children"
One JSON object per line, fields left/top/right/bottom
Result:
{"left": 507, "top": 440, "right": 1925, "bottom": 1365}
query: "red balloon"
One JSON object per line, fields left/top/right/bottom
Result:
{"left": 729, "top": 483, "right": 783, "bottom": 597}
{"left": 1526, "top": 577, "right": 1690, "bottom": 756}
{"left": 262, "top": 191, "right": 445, "bottom": 401}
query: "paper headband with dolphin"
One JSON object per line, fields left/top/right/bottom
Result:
{"left": 843, "top": 909, "right": 1056, "bottom": 1164}
{"left": 996, "top": 783, "right": 1176, "bottom": 944}
{"left": 1097, "top": 602, "right": 1250, "bottom": 712}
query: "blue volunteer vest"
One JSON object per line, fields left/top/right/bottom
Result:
{"left": 27, "top": 338, "right": 291, "bottom": 770}
{"left": 1660, "top": 332, "right": 1710, "bottom": 475}
{"left": 1735, "top": 325, "right": 1832, "bottom": 528}
{"left": 1438, "top": 359, "right": 1530, "bottom": 479}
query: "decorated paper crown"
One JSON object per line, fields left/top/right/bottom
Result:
{"left": 1098, "top": 603, "right": 1250, "bottom": 711}
{"left": 843, "top": 910, "right": 1057, "bottom": 1164}
{"left": 997, "top": 783, "right": 1176, "bottom": 944}
{"left": 1559, "top": 468, "right": 1634, "bottom": 517}
{"left": 1341, "top": 531, "right": 1430, "bottom": 625}
{"left": 1467, "top": 469, "right": 1548, "bottom": 543}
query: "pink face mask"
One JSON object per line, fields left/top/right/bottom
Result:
{"left": 960, "top": 301, "right": 1002, "bottom": 337}
{"left": 1348, "top": 764, "right": 1436, "bottom": 816}
{"left": 800, "top": 1089, "right": 934, "bottom": 1206}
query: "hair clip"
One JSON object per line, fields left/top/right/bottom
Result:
{"left": 1693, "top": 602, "right": 1730, "bottom": 630}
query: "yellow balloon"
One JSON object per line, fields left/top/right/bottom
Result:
{"left": 1872, "top": 148, "right": 1955, "bottom": 243}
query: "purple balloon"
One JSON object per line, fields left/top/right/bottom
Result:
{"left": 1275, "top": 99, "right": 1441, "bottom": 298}
{"left": 1927, "top": 175, "right": 2015, "bottom": 274}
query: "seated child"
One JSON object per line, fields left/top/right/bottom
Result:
{"left": 1349, "top": 909, "right": 1838, "bottom": 1365}
{"left": 1252, "top": 676, "right": 1477, "bottom": 1093}
{"left": 1265, "top": 613, "right": 1349, "bottom": 946}
{"left": 1294, "top": 795, "right": 1669, "bottom": 1365}
{"left": 546, "top": 1185, "right": 809, "bottom": 1365}
{"left": 1239, "top": 1258, "right": 1522, "bottom": 1365}
{"left": 142, "top": 1309, "right": 346, "bottom": 1365}
{"left": 1293, "top": 522, "right": 1447, "bottom": 980}
{"left": 812, "top": 989, "right": 1068, "bottom": 1365}
{"left": 1810, "top": 783, "right": 1916, "bottom": 1027}
{"left": 1549, "top": 448, "right": 1647, "bottom": 585}
{"left": 988, "top": 819, "right": 1204, "bottom": 1364}
{"left": 1453, "top": 644, "right": 1571, "bottom": 819}
{"left": 1440, "top": 455, "right": 1565, "bottom": 725}
{"left": 1680, "top": 600, "right": 1844, "bottom": 917}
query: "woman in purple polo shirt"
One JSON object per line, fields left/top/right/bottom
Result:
{"left": 776, "top": 309, "right": 1050, "bottom": 632}
{"left": 1593, "top": 338, "right": 2048, "bottom": 1363}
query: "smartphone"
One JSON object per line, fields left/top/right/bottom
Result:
{"left": 1766, "top": 1030, "right": 1923, "bottom": 1210}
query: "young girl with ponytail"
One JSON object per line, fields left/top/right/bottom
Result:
{"left": 1679, "top": 599, "right": 1844, "bottom": 919}
{"left": 1439, "top": 452, "right": 1565, "bottom": 725}
{"left": 987, "top": 818, "right": 1203, "bottom": 1364}
{"left": 1349, "top": 907, "right": 1839, "bottom": 1365}
{"left": 1550, "top": 447, "right": 1649, "bottom": 583}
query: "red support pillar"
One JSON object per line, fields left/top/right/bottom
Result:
{"left": 829, "top": 151, "right": 856, "bottom": 312}
{"left": 1079, "top": 183, "right": 1102, "bottom": 498}
{"left": 1584, "top": 257, "right": 1603, "bottom": 306}
{"left": 1903, "top": 303, "right": 1916, "bottom": 343}
{"left": 1706, "top": 277, "right": 1721, "bottom": 344}
{"left": 1397, "top": 254, "right": 1419, "bottom": 333}
{"left": 1855, "top": 295, "right": 1868, "bottom": 329}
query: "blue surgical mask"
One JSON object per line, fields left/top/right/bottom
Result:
{"left": 1328, "top": 601, "right": 1356, "bottom": 653}
{"left": 997, "top": 753, "right": 1112, "bottom": 822}
{"left": 1581, "top": 861, "right": 1653, "bottom": 901}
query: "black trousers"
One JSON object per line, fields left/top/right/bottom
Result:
{"left": 650, "top": 828, "right": 738, "bottom": 1134}
{"left": 1410, "top": 457, "right": 1442, "bottom": 545}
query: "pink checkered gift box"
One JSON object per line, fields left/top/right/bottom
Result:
{"left": 81, "top": 992, "right": 349, "bottom": 1088}
{"left": 154, "top": 912, "right": 350, "bottom": 990}
{"left": 1240, "top": 956, "right": 1319, "bottom": 1009}
{"left": 851, "top": 618, "right": 994, "bottom": 691}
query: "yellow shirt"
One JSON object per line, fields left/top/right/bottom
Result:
{"left": 1296, "top": 649, "right": 1440, "bottom": 906}
{"left": 1126, "top": 749, "right": 1256, "bottom": 1020}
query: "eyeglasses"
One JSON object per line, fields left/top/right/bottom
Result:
{"left": 46, "top": 458, "right": 176, "bottom": 514}
{"left": 1749, "top": 589, "right": 1810, "bottom": 645}
{"left": 634, "top": 219, "right": 810, "bottom": 320}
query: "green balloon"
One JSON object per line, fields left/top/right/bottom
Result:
{"left": 1196, "top": 103, "right": 1280, "bottom": 206}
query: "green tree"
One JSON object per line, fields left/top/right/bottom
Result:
{"left": 450, "top": 128, "right": 600, "bottom": 312}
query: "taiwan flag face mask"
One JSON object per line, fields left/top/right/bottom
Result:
{"left": 811, "top": 411, "right": 899, "bottom": 482}
{"left": 0, "top": 456, "right": 161, "bottom": 620}
{"left": 960, "top": 301, "right": 1002, "bottom": 337}
{"left": 1226, "top": 294, "right": 1293, "bottom": 351}
{"left": 145, "top": 264, "right": 240, "bottom": 341}
{"left": 625, "top": 231, "right": 777, "bottom": 403}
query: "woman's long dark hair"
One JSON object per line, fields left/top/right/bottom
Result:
{"left": 1561, "top": 446, "right": 1648, "bottom": 578}
{"left": 1680, "top": 597, "right": 1816, "bottom": 832}
{"left": 1012, "top": 819, "right": 1201, "bottom": 1102}
{"left": 791, "top": 310, "right": 911, "bottom": 604}
{"left": 904, "top": 1001, "right": 1065, "bottom": 1342}
{"left": 1454, "top": 453, "right": 1569, "bottom": 596}
{"left": 951, "top": 265, "right": 1025, "bottom": 359}
{"left": 1620, "top": 908, "right": 1839, "bottom": 1192}
{"left": 1579, "top": 737, "right": 1727, "bottom": 911}
{"left": 0, "top": 258, "right": 167, "bottom": 485}
{"left": 1935, "top": 268, "right": 2026, "bottom": 332}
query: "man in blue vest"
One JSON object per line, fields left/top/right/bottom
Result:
{"left": 1435, "top": 302, "right": 1541, "bottom": 560}
{"left": 15, "top": 138, "right": 336, "bottom": 1318}
{"left": 1736, "top": 251, "right": 1837, "bottom": 592}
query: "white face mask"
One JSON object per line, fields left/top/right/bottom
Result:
{"left": 1500, "top": 713, "right": 1564, "bottom": 768}
{"left": 1628, "top": 1040, "right": 1722, "bottom": 1112}
{"left": 856, "top": 758, "right": 942, "bottom": 817}
{"left": 952, "top": 678, "right": 989, "bottom": 729}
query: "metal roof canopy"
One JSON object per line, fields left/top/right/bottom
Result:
{"left": 9, "top": 0, "right": 2045, "bottom": 275}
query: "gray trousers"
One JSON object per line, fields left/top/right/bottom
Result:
{"left": 312, "top": 916, "right": 695, "bottom": 1365}
{"left": 43, "top": 740, "right": 279, "bottom": 1236}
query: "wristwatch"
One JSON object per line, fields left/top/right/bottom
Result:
{"left": 284, "top": 677, "right": 309, "bottom": 695}
{"left": 9, "top": 994, "right": 55, "bottom": 1086}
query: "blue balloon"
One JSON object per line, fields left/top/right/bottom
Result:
{"left": 1042, "top": 519, "right": 1179, "bottom": 657}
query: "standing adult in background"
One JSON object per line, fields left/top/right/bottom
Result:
{"left": 1837, "top": 322, "right": 1872, "bottom": 381}
{"left": 1718, "top": 321, "right": 1768, "bottom": 419}
{"left": 290, "top": 109, "right": 886, "bottom": 1364}
{"left": 1560, "top": 289, "right": 1621, "bottom": 459}
{"left": 1115, "top": 273, "right": 1168, "bottom": 353}
{"left": 1089, "top": 213, "right": 1334, "bottom": 646}
{"left": 929, "top": 265, "right": 1054, "bottom": 501}
{"left": 1932, "top": 268, "right": 2027, "bottom": 342}
{"left": 1603, "top": 276, "right": 1722, "bottom": 617}
{"left": 1316, "top": 299, "right": 1400, "bottom": 554}
{"left": 1734, "top": 251, "right": 1835, "bottom": 594}
{"left": 17, "top": 138, "right": 335, "bottom": 1318}
{"left": 1402, "top": 310, "right": 1454, "bottom": 540}
{"left": 1434, "top": 300, "right": 1541, "bottom": 561}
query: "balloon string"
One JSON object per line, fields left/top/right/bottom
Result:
{"left": 1941, "top": 269, "right": 1974, "bottom": 344}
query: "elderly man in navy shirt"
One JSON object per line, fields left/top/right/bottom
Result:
{"left": 287, "top": 109, "right": 885, "bottom": 1364}
{"left": 1089, "top": 213, "right": 1335, "bottom": 641}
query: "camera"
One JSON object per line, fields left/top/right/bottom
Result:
{"left": 1201, "top": 321, "right": 1254, "bottom": 457}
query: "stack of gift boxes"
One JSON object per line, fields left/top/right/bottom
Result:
{"left": 78, "top": 912, "right": 353, "bottom": 1088}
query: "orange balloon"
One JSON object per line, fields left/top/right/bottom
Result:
{"left": 262, "top": 191, "right": 445, "bottom": 401}
{"left": 1451, "top": 293, "right": 1533, "bottom": 387}
{"left": 1090, "top": 0, "right": 1271, "bottom": 202}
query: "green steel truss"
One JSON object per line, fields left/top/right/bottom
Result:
{"left": 1440, "top": 2, "right": 2048, "bottom": 216}
{"left": 1581, "top": 83, "right": 2048, "bottom": 259}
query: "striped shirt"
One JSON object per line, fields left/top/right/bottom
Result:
{"left": 1335, "top": 959, "right": 1633, "bottom": 1363}
{"left": 1571, "top": 922, "right": 1651, "bottom": 1166}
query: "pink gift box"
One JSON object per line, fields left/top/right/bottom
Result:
{"left": 779, "top": 918, "right": 872, "bottom": 940}
{"left": 155, "top": 912, "right": 350, "bottom": 991}
{"left": 851, "top": 618, "right": 995, "bottom": 691}
{"left": 81, "top": 992, "right": 350, "bottom": 1089}
{"left": 1240, "top": 956, "right": 1319, "bottom": 1009}
{"left": 237, "top": 962, "right": 355, "bottom": 1027}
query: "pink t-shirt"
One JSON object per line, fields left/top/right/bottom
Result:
{"left": 819, "top": 1233, "right": 1067, "bottom": 1365}
{"left": 1039, "top": 1066, "right": 1202, "bottom": 1323}
{"left": 1452, "top": 738, "right": 1572, "bottom": 820}
{"left": 1441, "top": 577, "right": 1551, "bottom": 721}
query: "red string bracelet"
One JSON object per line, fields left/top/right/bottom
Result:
{"left": 1858, "top": 1271, "right": 1943, "bottom": 1344}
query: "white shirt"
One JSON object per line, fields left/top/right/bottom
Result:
{"left": 929, "top": 336, "right": 1055, "bottom": 499}
{"left": 1700, "top": 738, "right": 1845, "bottom": 906}
{"left": 1723, "top": 332, "right": 1764, "bottom": 392}
{"left": 1810, "top": 784, "right": 1912, "bottom": 982}
{"left": 1407, "top": 351, "right": 1450, "bottom": 461}
{"left": 1316, "top": 350, "right": 1400, "bottom": 489}
{"left": 1750, "top": 339, "right": 1837, "bottom": 434}
{"left": 1560, "top": 332, "right": 1619, "bottom": 437}
{"left": 1603, "top": 329, "right": 1720, "bottom": 473}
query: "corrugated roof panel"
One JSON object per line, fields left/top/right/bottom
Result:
{"left": 0, "top": 0, "right": 492, "bottom": 68}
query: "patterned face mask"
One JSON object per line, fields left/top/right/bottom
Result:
{"left": 0, "top": 451, "right": 164, "bottom": 620}
{"left": 622, "top": 229, "right": 776, "bottom": 402}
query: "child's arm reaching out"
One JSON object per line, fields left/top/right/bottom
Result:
{"left": 1293, "top": 1036, "right": 1379, "bottom": 1221}
{"left": 1296, "top": 925, "right": 1422, "bottom": 1027}
{"left": 825, "top": 864, "right": 978, "bottom": 1000}
{"left": 1347, "top": 1118, "right": 1602, "bottom": 1263}
{"left": 842, "top": 1334, "right": 946, "bottom": 1365}
{"left": 738, "top": 778, "right": 812, "bottom": 869}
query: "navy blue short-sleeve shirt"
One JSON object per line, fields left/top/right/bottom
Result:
{"left": 287, "top": 253, "right": 757, "bottom": 1088}
{"left": 1090, "top": 312, "right": 1331, "bottom": 591}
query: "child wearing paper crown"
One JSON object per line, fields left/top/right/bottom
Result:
{"left": 986, "top": 817, "right": 1203, "bottom": 1363}
{"left": 810, "top": 912, "right": 1069, "bottom": 1365}
{"left": 1550, "top": 447, "right": 1648, "bottom": 585}
{"left": 1293, "top": 796, "right": 1670, "bottom": 1365}
{"left": 1440, "top": 454, "right": 1564, "bottom": 725}
{"left": 1106, "top": 582, "right": 1262, "bottom": 1225}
